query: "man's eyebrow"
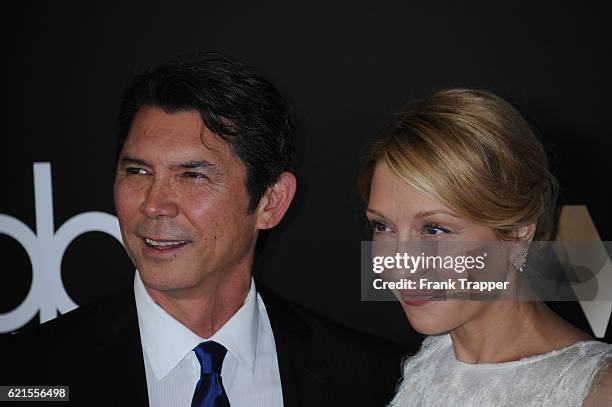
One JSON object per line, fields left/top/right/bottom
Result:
{"left": 175, "top": 160, "right": 214, "bottom": 169}
{"left": 119, "top": 156, "right": 149, "bottom": 166}
{"left": 118, "top": 157, "right": 214, "bottom": 169}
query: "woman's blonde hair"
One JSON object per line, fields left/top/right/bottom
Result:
{"left": 359, "top": 88, "right": 559, "bottom": 241}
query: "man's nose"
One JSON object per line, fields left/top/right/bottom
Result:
{"left": 140, "top": 178, "right": 179, "bottom": 219}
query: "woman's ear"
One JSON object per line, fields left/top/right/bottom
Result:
{"left": 509, "top": 223, "right": 536, "bottom": 275}
{"left": 516, "top": 222, "right": 537, "bottom": 242}
{"left": 255, "top": 172, "right": 297, "bottom": 230}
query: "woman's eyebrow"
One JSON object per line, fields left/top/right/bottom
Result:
{"left": 414, "top": 210, "right": 459, "bottom": 218}
{"left": 366, "top": 208, "right": 386, "bottom": 218}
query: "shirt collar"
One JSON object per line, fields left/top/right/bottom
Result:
{"left": 134, "top": 271, "right": 259, "bottom": 379}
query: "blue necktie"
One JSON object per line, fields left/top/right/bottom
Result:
{"left": 191, "top": 341, "right": 231, "bottom": 407}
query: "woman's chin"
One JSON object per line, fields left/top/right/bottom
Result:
{"left": 408, "top": 321, "right": 449, "bottom": 336}
{"left": 401, "top": 301, "right": 457, "bottom": 335}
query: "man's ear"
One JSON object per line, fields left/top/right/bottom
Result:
{"left": 255, "top": 172, "right": 297, "bottom": 230}
{"left": 515, "top": 222, "right": 537, "bottom": 241}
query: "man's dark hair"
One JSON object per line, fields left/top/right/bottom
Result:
{"left": 117, "top": 50, "right": 296, "bottom": 212}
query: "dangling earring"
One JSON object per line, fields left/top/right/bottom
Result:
{"left": 513, "top": 251, "right": 528, "bottom": 272}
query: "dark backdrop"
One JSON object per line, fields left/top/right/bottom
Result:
{"left": 2, "top": 1, "right": 611, "bottom": 350}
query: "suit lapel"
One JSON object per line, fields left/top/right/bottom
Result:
{"left": 258, "top": 285, "right": 328, "bottom": 407}
{"left": 82, "top": 282, "right": 150, "bottom": 406}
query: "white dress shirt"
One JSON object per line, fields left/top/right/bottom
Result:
{"left": 134, "top": 272, "right": 284, "bottom": 407}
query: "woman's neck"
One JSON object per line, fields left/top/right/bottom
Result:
{"left": 449, "top": 301, "right": 592, "bottom": 364}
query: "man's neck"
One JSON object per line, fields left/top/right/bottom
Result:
{"left": 144, "top": 272, "right": 252, "bottom": 338}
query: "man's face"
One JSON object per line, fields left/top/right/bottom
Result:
{"left": 114, "top": 106, "right": 260, "bottom": 295}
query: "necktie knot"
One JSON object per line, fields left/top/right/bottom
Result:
{"left": 194, "top": 341, "right": 227, "bottom": 375}
{"left": 192, "top": 341, "right": 231, "bottom": 406}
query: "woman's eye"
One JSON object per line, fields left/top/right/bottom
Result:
{"left": 422, "top": 223, "right": 451, "bottom": 235}
{"left": 371, "top": 221, "right": 392, "bottom": 233}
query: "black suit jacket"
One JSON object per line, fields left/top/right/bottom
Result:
{"left": 0, "top": 280, "right": 405, "bottom": 406}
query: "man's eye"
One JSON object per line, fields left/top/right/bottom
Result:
{"left": 422, "top": 223, "right": 451, "bottom": 235}
{"left": 370, "top": 221, "right": 392, "bottom": 233}
{"left": 182, "top": 172, "right": 207, "bottom": 179}
{"left": 125, "top": 167, "right": 147, "bottom": 175}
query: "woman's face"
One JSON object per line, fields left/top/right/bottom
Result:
{"left": 366, "top": 161, "right": 504, "bottom": 335}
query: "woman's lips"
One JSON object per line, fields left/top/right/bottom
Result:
{"left": 403, "top": 298, "right": 431, "bottom": 306}
{"left": 399, "top": 290, "right": 446, "bottom": 306}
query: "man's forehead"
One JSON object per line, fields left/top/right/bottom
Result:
{"left": 121, "top": 106, "right": 242, "bottom": 170}
{"left": 126, "top": 107, "right": 227, "bottom": 149}
{"left": 129, "top": 107, "right": 207, "bottom": 139}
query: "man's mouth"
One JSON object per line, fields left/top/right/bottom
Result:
{"left": 143, "top": 237, "right": 191, "bottom": 250}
